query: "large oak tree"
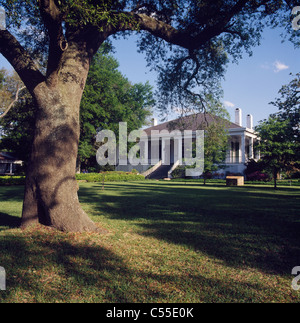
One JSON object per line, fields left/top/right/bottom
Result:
{"left": 0, "top": 0, "right": 298, "bottom": 232}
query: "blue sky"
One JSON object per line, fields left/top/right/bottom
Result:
{"left": 110, "top": 27, "right": 300, "bottom": 127}
{"left": 0, "top": 26, "right": 299, "bottom": 127}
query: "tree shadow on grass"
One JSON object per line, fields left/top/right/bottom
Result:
{"left": 0, "top": 186, "right": 23, "bottom": 231}
{"left": 0, "top": 229, "right": 283, "bottom": 303}
{"left": 0, "top": 230, "right": 158, "bottom": 303}
{"left": 0, "top": 213, "right": 21, "bottom": 230}
{"left": 0, "top": 182, "right": 299, "bottom": 302}
{"left": 0, "top": 186, "right": 24, "bottom": 202}
{"left": 78, "top": 182, "right": 300, "bottom": 275}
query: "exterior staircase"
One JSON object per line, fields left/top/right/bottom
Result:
{"left": 147, "top": 164, "right": 173, "bottom": 180}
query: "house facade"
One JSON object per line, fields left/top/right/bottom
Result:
{"left": 116, "top": 108, "right": 260, "bottom": 178}
{"left": 0, "top": 152, "right": 23, "bottom": 175}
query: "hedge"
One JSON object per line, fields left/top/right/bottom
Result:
{"left": 0, "top": 172, "right": 146, "bottom": 186}
{"left": 0, "top": 176, "right": 26, "bottom": 186}
{"left": 75, "top": 172, "right": 146, "bottom": 183}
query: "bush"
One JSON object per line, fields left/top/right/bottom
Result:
{"left": 171, "top": 166, "right": 186, "bottom": 179}
{"left": 0, "top": 172, "right": 146, "bottom": 186}
{"left": 0, "top": 176, "right": 26, "bottom": 186}
{"left": 75, "top": 171, "right": 146, "bottom": 183}
{"left": 246, "top": 171, "right": 270, "bottom": 182}
{"left": 291, "top": 171, "right": 300, "bottom": 179}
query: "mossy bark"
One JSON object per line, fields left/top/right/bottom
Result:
{"left": 21, "top": 46, "right": 101, "bottom": 233}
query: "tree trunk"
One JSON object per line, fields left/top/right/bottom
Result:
{"left": 274, "top": 169, "right": 278, "bottom": 190}
{"left": 21, "top": 49, "right": 102, "bottom": 233}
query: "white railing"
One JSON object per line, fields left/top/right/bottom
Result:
{"left": 142, "top": 160, "right": 163, "bottom": 178}
{"left": 168, "top": 160, "right": 181, "bottom": 179}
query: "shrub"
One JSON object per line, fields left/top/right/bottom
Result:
{"left": 75, "top": 171, "right": 146, "bottom": 183}
{"left": 291, "top": 171, "right": 300, "bottom": 179}
{"left": 0, "top": 176, "right": 26, "bottom": 186}
{"left": 246, "top": 171, "right": 270, "bottom": 182}
{"left": 171, "top": 166, "right": 186, "bottom": 179}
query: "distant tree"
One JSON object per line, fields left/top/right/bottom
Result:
{"left": 270, "top": 73, "right": 300, "bottom": 163}
{"left": 0, "top": 68, "right": 5, "bottom": 89}
{"left": 271, "top": 73, "right": 299, "bottom": 126}
{"left": 0, "top": 50, "right": 154, "bottom": 171}
{"left": 0, "top": 90, "right": 36, "bottom": 163}
{"left": 255, "top": 115, "right": 298, "bottom": 189}
{"left": 0, "top": 69, "right": 25, "bottom": 116}
{"left": 200, "top": 100, "right": 230, "bottom": 185}
{"left": 78, "top": 48, "right": 154, "bottom": 172}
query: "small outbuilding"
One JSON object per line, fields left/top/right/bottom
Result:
{"left": 0, "top": 152, "right": 23, "bottom": 175}
{"left": 226, "top": 176, "right": 244, "bottom": 187}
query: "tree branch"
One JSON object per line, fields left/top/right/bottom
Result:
{"left": 38, "top": 0, "right": 68, "bottom": 85}
{"left": 111, "top": 2, "right": 248, "bottom": 51}
{"left": 0, "top": 30, "right": 45, "bottom": 94}
{"left": 0, "top": 84, "right": 26, "bottom": 119}
{"left": 39, "top": 0, "right": 65, "bottom": 47}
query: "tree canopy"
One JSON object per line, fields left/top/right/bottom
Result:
{"left": 270, "top": 72, "right": 300, "bottom": 139}
{"left": 78, "top": 47, "right": 154, "bottom": 170}
{"left": 256, "top": 74, "right": 300, "bottom": 188}
{"left": 1, "top": 1, "right": 299, "bottom": 112}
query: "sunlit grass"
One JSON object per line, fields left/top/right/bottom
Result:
{"left": 0, "top": 182, "right": 299, "bottom": 303}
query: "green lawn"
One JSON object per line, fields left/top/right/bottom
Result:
{"left": 0, "top": 181, "right": 299, "bottom": 303}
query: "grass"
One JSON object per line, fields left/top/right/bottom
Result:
{"left": 0, "top": 181, "right": 299, "bottom": 303}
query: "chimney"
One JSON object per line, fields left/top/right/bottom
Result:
{"left": 235, "top": 108, "right": 242, "bottom": 127}
{"left": 152, "top": 118, "right": 158, "bottom": 127}
{"left": 247, "top": 114, "right": 253, "bottom": 130}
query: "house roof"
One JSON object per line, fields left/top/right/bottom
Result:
{"left": 0, "top": 152, "right": 18, "bottom": 161}
{"left": 143, "top": 113, "right": 243, "bottom": 136}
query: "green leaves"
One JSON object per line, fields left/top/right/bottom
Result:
{"left": 78, "top": 46, "right": 153, "bottom": 167}
{"left": 256, "top": 73, "right": 300, "bottom": 183}
{"left": 256, "top": 116, "right": 299, "bottom": 182}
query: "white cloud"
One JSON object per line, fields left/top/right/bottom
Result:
{"left": 273, "top": 60, "right": 289, "bottom": 73}
{"left": 224, "top": 100, "right": 235, "bottom": 108}
{"left": 260, "top": 61, "right": 289, "bottom": 73}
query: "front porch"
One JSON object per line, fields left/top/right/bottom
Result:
{"left": 0, "top": 152, "right": 23, "bottom": 175}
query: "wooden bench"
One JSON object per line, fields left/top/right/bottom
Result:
{"left": 226, "top": 176, "right": 244, "bottom": 187}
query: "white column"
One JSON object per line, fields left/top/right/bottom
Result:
{"left": 150, "top": 132, "right": 160, "bottom": 165}
{"left": 241, "top": 134, "right": 246, "bottom": 164}
{"left": 257, "top": 140, "right": 261, "bottom": 161}
{"left": 176, "top": 137, "right": 183, "bottom": 165}
{"left": 249, "top": 137, "right": 254, "bottom": 159}
{"left": 162, "top": 139, "right": 166, "bottom": 165}
{"left": 140, "top": 139, "right": 148, "bottom": 165}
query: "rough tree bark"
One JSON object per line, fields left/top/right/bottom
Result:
{"left": 21, "top": 43, "right": 102, "bottom": 232}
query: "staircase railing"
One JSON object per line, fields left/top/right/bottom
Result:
{"left": 168, "top": 160, "right": 181, "bottom": 179}
{"left": 142, "top": 160, "right": 163, "bottom": 178}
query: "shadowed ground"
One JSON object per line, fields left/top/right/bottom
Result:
{"left": 0, "top": 182, "right": 299, "bottom": 303}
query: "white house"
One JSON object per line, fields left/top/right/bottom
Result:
{"left": 116, "top": 108, "right": 259, "bottom": 178}
{"left": 0, "top": 152, "right": 23, "bottom": 175}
